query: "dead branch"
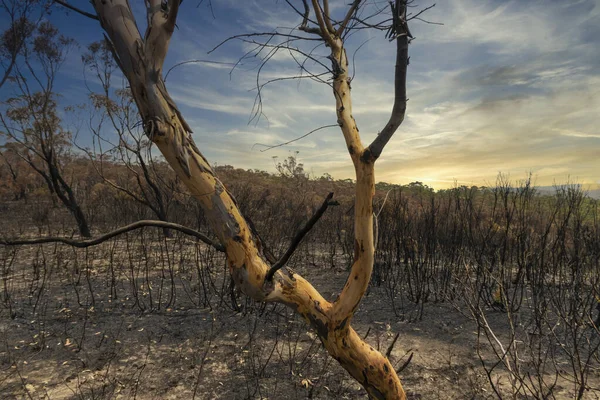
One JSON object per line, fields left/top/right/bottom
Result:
{"left": 310, "top": 0, "right": 334, "bottom": 46}
{"left": 396, "top": 352, "right": 413, "bottom": 373}
{"left": 254, "top": 124, "right": 338, "bottom": 152}
{"left": 322, "top": 0, "right": 335, "bottom": 34}
{"left": 336, "top": 0, "right": 362, "bottom": 37}
{"left": 164, "top": 59, "right": 235, "bottom": 81}
{"left": 364, "top": 0, "right": 411, "bottom": 162}
{"left": 0, "top": 220, "right": 225, "bottom": 251}
{"left": 265, "top": 192, "right": 334, "bottom": 282}
{"left": 54, "top": 0, "right": 99, "bottom": 20}
{"left": 386, "top": 332, "right": 400, "bottom": 358}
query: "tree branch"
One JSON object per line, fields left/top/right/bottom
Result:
{"left": 265, "top": 192, "right": 334, "bottom": 282}
{"left": 322, "top": 0, "right": 335, "bottom": 34}
{"left": 396, "top": 352, "right": 413, "bottom": 373}
{"left": 336, "top": 0, "right": 362, "bottom": 37}
{"left": 254, "top": 124, "right": 337, "bottom": 152}
{"left": 144, "top": 0, "right": 181, "bottom": 76}
{"left": 364, "top": 0, "right": 410, "bottom": 162}
{"left": 0, "top": 220, "right": 225, "bottom": 251}
{"left": 165, "top": 0, "right": 181, "bottom": 33}
{"left": 54, "top": 0, "right": 99, "bottom": 20}
{"left": 310, "top": 0, "right": 334, "bottom": 46}
{"left": 164, "top": 59, "right": 235, "bottom": 81}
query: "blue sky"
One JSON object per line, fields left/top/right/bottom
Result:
{"left": 4, "top": 0, "right": 600, "bottom": 189}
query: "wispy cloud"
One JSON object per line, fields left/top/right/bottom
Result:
{"left": 36, "top": 1, "right": 600, "bottom": 189}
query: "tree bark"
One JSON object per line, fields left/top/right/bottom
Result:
{"left": 89, "top": 1, "right": 406, "bottom": 398}
{"left": 47, "top": 154, "right": 92, "bottom": 237}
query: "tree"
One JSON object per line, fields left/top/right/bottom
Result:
{"left": 77, "top": 40, "right": 177, "bottom": 236}
{"left": 0, "top": 143, "right": 32, "bottom": 201}
{"left": 0, "top": 0, "right": 49, "bottom": 89}
{"left": 0, "top": 21, "right": 92, "bottom": 237}
{"left": 31, "top": 0, "right": 412, "bottom": 397}
{"left": 273, "top": 151, "right": 307, "bottom": 179}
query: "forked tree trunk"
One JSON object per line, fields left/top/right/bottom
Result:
{"left": 35, "top": 156, "right": 92, "bottom": 238}
{"left": 90, "top": 1, "right": 407, "bottom": 398}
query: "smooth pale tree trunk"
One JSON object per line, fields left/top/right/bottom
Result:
{"left": 89, "top": 1, "right": 407, "bottom": 398}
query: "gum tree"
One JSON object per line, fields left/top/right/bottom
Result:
{"left": 51, "top": 0, "right": 414, "bottom": 397}
{"left": 0, "top": 20, "right": 92, "bottom": 237}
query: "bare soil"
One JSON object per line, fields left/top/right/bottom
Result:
{"left": 0, "top": 238, "right": 598, "bottom": 399}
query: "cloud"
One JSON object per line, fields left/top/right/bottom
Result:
{"left": 36, "top": 1, "right": 599, "bottom": 190}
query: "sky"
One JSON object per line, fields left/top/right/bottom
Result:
{"left": 3, "top": 0, "right": 600, "bottom": 190}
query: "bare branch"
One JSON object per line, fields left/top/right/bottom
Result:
{"left": 165, "top": 0, "right": 181, "bottom": 33}
{"left": 300, "top": 0, "right": 310, "bottom": 28}
{"left": 0, "top": 220, "right": 225, "bottom": 251}
{"left": 407, "top": 3, "right": 437, "bottom": 23}
{"left": 396, "top": 352, "right": 414, "bottom": 373}
{"left": 292, "top": 0, "right": 323, "bottom": 35}
{"left": 208, "top": 32, "right": 319, "bottom": 55}
{"left": 164, "top": 59, "right": 235, "bottom": 81}
{"left": 265, "top": 192, "right": 334, "bottom": 282}
{"left": 254, "top": 124, "right": 338, "bottom": 152}
{"left": 54, "top": 0, "right": 99, "bottom": 20}
{"left": 322, "top": 0, "right": 335, "bottom": 34}
{"left": 310, "top": 0, "right": 334, "bottom": 46}
{"left": 386, "top": 332, "right": 400, "bottom": 358}
{"left": 336, "top": 0, "right": 362, "bottom": 37}
{"left": 144, "top": 0, "right": 182, "bottom": 76}
{"left": 364, "top": 0, "right": 410, "bottom": 162}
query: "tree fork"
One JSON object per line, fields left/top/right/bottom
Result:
{"left": 82, "top": 1, "right": 409, "bottom": 398}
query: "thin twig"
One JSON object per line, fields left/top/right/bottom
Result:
{"left": 254, "top": 124, "right": 337, "bottom": 152}
{"left": 164, "top": 59, "right": 236, "bottom": 81}
{"left": 54, "top": 0, "right": 99, "bottom": 20}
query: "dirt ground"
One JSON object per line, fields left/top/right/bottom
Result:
{"left": 0, "top": 240, "right": 599, "bottom": 399}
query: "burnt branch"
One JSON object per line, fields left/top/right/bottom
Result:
{"left": 386, "top": 332, "right": 400, "bottom": 358}
{"left": 265, "top": 192, "right": 335, "bottom": 282}
{"left": 54, "top": 0, "right": 99, "bottom": 20}
{"left": 408, "top": 3, "right": 437, "bottom": 23}
{"left": 364, "top": 0, "right": 412, "bottom": 162}
{"left": 0, "top": 220, "right": 224, "bottom": 251}
{"left": 396, "top": 352, "right": 414, "bottom": 373}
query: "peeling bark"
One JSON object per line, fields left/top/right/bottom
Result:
{"left": 89, "top": 1, "right": 407, "bottom": 398}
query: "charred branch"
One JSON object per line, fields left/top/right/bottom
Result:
{"left": 0, "top": 220, "right": 224, "bottom": 251}
{"left": 365, "top": 0, "right": 410, "bottom": 162}
{"left": 54, "top": 0, "right": 99, "bottom": 20}
{"left": 265, "top": 192, "right": 334, "bottom": 282}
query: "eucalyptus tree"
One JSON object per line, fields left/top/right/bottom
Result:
{"left": 51, "top": 0, "right": 414, "bottom": 397}
{"left": 0, "top": 0, "right": 50, "bottom": 89}
{"left": 79, "top": 40, "right": 175, "bottom": 235}
{"left": 0, "top": 20, "right": 92, "bottom": 237}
